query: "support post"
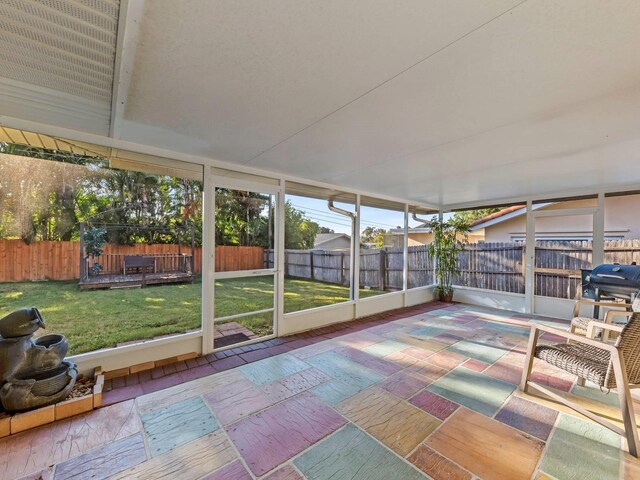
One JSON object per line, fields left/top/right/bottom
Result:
{"left": 379, "top": 249, "right": 386, "bottom": 291}
{"left": 353, "top": 195, "right": 361, "bottom": 315}
{"left": 201, "top": 167, "right": 215, "bottom": 354}
{"left": 275, "top": 180, "right": 286, "bottom": 338}
{"left": 593, "top": 193, "right": 605, "bottom": 267}
{"left": 403, "top": 204, "right": 409, "bottom": 304}
{"left": 434, "top": 211, "right": 443, "bottom": 286}
{"left": 525, "top": 201, "right": 535, "bottom": 314}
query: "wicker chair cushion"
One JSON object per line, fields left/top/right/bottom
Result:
{"left": 535, "top": 343, "right": 613, "bottom": 388}
{"left": 571, "top": 316, "right": 595, "bottom": 331}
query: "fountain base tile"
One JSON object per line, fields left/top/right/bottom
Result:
{"left": 0, "top": 414, "right": 9, "bottom": 438}
{"left": 1, "top": 369, "right": 104, "bottom": 436}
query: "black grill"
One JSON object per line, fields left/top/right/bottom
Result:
{"left": 582, "top": 263, "right": 640, "bottom": 302}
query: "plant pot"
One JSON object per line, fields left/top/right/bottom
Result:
{"left": 438, "top": 290, "right": 454, "bottom": 302}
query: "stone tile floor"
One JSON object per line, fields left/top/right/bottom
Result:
{"left": 2, "top": 302, "right": 640, "bottom": 479}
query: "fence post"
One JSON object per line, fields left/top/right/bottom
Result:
{"left": 379, "top": 249, "right": 386, "bottom": 291}
{"left": 340, "top": 252, "right": 345, "bottom": 286}
{"left": 141, "top": 256, "right": 147, "bottom": 288}
{"left": 310, "top": 251, "right": 315, "bottom": 280}
{"left": 79, "top": 222, "right": 85, "bottom": 282}
{"left": 285, "top": 251, "right": 289, "bottom": 277}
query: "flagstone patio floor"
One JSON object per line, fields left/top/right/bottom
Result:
{"left": 2, "top": 302, "right": 640, "bottom": 480}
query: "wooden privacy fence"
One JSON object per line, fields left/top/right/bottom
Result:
{"left": 454, "top": 242, "right": 525, "bottom": 294}
{"left": 270, "top": 240, "right": 640, "bottom": 299}
{"left": 266, "top": 245, "right": 435, "bottom": 291}
{"left": 4, "top": 238, "right": 640, "bottom": 299}
{"left": 0, "top": 240, "right": 264, "bottom": 282}
{"left": 456, "top": 240, "right": 640, "bottom": 299}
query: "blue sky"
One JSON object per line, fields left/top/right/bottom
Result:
{"left": 286, "top": 195, "right": 433, "bottom": 234}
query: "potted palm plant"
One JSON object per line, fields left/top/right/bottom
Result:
{"left": 427, "top": 217, "right": 470, "bottom": 302}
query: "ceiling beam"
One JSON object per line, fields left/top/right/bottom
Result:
{"left": 109, "top": 0, "right": 145, "bottom": 138}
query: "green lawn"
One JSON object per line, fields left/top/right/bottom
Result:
{"left": 0, "top": 277, "right": 383, "bottom": 354}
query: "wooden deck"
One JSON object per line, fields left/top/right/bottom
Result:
{"left": 79, "top": 271, "right": 194, "bottom": 289}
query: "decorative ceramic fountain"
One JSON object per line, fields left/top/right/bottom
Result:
{"left": 0, "top": 308, "right": 77, "bottom": 412}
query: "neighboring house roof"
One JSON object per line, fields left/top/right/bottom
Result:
{"left": 389, "top": 224, "right": 430, "bottom": 235}
{"left": 469, "top": 205, "right": 525, "bottom": 227}
{"left": 469, "top": 203, "right": 553, "bottom": 231}
{"left": 314, "top": 233, "right": 350, "bottom": 247}
{"left": 389, "top": 203, "right": 555, "bottom": 235}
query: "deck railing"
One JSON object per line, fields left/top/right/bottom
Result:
{"left": 84, "top": 253, "right": 193, "bottom": 278}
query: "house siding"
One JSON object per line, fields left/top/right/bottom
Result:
{"left": 314, "top": 237, "right": 351, "bottom": 250}
{"left": 483, "top": 195, "right": 640, "bottom": 242}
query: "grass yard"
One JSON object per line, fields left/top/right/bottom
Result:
{"left": 0, "top": 277, "right": 383, "bottom": 354}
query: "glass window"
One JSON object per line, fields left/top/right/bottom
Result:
{"left": 359, "top": 204, "right": 405, "bottom": 296}
{"left": 533, "top": 198, "right": 596, "bottom": 299}
{"left": 283, "top": 187, "right": 364, "bottom": 313}
{"left": 0, "top": 138, "right": 203, "bottom": 355}
{"left": 446, "top": 206, "right": 525, "bottom": 293}
{"left": 407, "top": 209, "right": 435, "bottom": 289}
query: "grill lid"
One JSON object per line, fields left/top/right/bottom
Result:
{"left": 588, "top": 264, "right": 640, "bottom": 288}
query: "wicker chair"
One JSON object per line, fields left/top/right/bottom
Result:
{"left": 521, "top": 312, "right": 640, "bottom": 457}
{"left": 570, "top": 299, "right": 634, "bottom": 341}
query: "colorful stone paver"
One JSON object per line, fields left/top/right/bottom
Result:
{"left": 141, "top": 396, "right": 219, "bottom": 456}
{"left": 2, "top": 302, "right": 639, "bottom": 480}
{"left": 226, "top": 393, "right": 346, "bottom": 476}
{"left": 338, "top": 386, "right": 441, "bottom": 456}
{"left": 540, "top": 413, "right": 622, "bottom": 480}
{"left": 494, "top": 396, "right": 558, "bottom": 441}
{"left": 294, "top": 424, "right": 426, "bottom": 480}
{"left": 408, "top": 444, "right": 473, "bottom": 480}
{"left": 427, "top": 365, "right": 516, "bottom": 416}
{"left": 53, "top": 433, "right": 147, "bottom": 480}
{"left": 239, "top": 354, "right": 311, "bottom": 386}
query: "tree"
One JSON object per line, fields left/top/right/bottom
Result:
{"left": 0, "top": 143, "right": 317, "bottom": 250}
{"left": 284, "top": 202, "right": 319, "bottom": 249}
{"left": 0, "top": 149, "right": 100, "bottom": 243}
{"left": 0, "top": 143, "right": 203, "bottom": 245}
{"left": 361, "top": 226, "right": 387, "bottom": 248}
{"left": 318, "top": 226, "right": 334, "bottom": 234}
{"left": 214, "top": 193, "right": 319, "bottom": 250}
{"left": 452, "top": 207, "right": 503, "bottom": 224}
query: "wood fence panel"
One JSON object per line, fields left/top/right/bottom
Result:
{"left": 534, "top": 241, "right": 592, "bottom": 299}
{"left": 0, "top": 240, "right": 264, "bottom": 282}
{"left": 454, "top": 242, "right": 524, "bottom": 294}
{"left": 359, "top": 251, "right": 381, "bottom": 289}
{"left": 386, "top": 248, "right": 404, "bottom": 290}
{"left": 213, "top": 246, "right": 263, "bottom": 272}
{"left": 407, "top": 245, "right": 435, "bottom": 289}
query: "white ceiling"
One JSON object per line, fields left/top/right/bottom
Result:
{"left": 0, "top": 0, "right": 120, "bottom": 134}
{"left": 3, "top": 0, "right": 640, "bottom": 209}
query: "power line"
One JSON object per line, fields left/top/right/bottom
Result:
{"left": 289, "top": 202, "right": 400, "bottom": 229}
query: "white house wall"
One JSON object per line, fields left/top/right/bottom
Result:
{"left": 484, "top": 196, "right": 640, "bottom": 242}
